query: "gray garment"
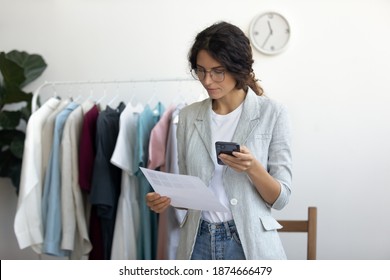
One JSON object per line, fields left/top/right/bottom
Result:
{"left": 90, "top": 103, "right": 125, "bottom": 260}
{"left": 176, "top": 89, "right": 292, "bottom": 260}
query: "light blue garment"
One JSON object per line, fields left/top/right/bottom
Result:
{"left": 42, "top": 102, "right": 79, "bottom": 257}
{"left": 133, "top": 102, "right": 164, "bottom": 260}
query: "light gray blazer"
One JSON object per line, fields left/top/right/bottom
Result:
{"left": 176, "top": 89, "right": 292, "bottom": 260}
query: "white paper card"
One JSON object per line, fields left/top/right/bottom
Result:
{"left": 140, "top": 167, "right": 229, "bottom": 212}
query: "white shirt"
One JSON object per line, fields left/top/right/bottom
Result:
{"left": 14, "top": 97, "right": 60, "bottom": 253}
{"left": 61, "top": 100, "right": 94, "bottom": 259}
{"left": 202, "top": 102, "right": 243, "bottom": 223}
{"left": 110, "top": 102, "right": 143, "bottom": 259}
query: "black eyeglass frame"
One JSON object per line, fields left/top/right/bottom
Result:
{"left": 191, "top": 67, "right": 226, "bottom": 82}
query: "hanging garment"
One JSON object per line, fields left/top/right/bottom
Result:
{"left": 156, "top": 103, "right": 187, "bottom": 260}
{"left": 165, "top": 103, "right": 185, "bottom": 175}
{"left": 110, "top": 102, "right": 144, "bottom": 260}
{"left": 90, "top": 103, "right": 125, "bottom": 260}
{"left": 78, "top": 104, "right": 100, "bottom": 193}
{"left": 147, "top": 104, "right": 175, "bottom": 170}
{"left": 42, "top": 101, "right": 79, "bottom": 257}
{"left": 14, "top": 97, "right": 61, "bottom": 254}
{"left": 77, "top": 104, "right": 103, "bottom": 260}
{"left": 61, "top": 100, "right": 94, "bottom": 259}
{"left": 133, "top": 102, "right": 164, "bottom": 260}
{"left": 41, "top": 99, "right": 71, "bottom": 182}
{"left": 147, "top": 103, "right": 176, "bottom": 260}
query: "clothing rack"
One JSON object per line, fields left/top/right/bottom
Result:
{"left": 22, "top": 77, "right": 202, "bottom": 261}
{"left": 32, "top": 78, "right": 203, "bottom": 112}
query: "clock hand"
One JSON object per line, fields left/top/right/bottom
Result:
{"left": 262, "top": 21, "right": 273, "bottom": 48}
{"left": 262, "top": 32, "right": 271, "bottom": 48}
{"left": 267, "top": 20, "right": 273, "bottom": 35}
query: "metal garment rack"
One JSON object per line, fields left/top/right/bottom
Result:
{"left": 32, "top": 78, "right": 198, "bottom": 112}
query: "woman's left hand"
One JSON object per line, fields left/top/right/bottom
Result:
{"left": 218, "top": 145, "right": 256, "bottom": 173}
{"left": 219, "top": 145, "right": 282, "bottom": 204}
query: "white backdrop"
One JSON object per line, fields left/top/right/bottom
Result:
{"left": 1, "top": 0, "right": 389, "bottom": 260}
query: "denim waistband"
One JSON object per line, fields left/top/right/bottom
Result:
{"left": 198, "top": 219, "right": 237, "bottom": 238}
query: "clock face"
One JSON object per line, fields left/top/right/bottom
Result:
{"left": 249, "top": 12, "right": 291, "bottom": 55}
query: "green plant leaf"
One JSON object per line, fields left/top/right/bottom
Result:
{"left": 0, "top": 129, "right": 25, "bottom": 147}
{"left": 0, "top": 52, "right": 25, "bottom": 87}
{"left": 10, "top": 136, "right": 25, "bottom": 159}
{"left": 0, "top": 149, "right": 21, "bottom": 175}
{"left": 9, "top": 164, "right": 22, "bottom": 194}
{"left": 0, "top": 150, "right": 13, "bottom": 177}
{"left": 0, "top": 84, "right": 5, "bottom": 103}
{"left": 0, "top": 110, "right": 22, "bottom": 129}
{"left": 0, "top": 150, "right": 21, "bottom": 193}
{"left": 0, "top": 84, "right": 31, "bottom": 106}
{"left": 5, "top": 50, "right": 47, "bottom": 87}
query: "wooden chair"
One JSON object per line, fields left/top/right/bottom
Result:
{"left": 277, "top": 207, "right": 318, "bottom": 260}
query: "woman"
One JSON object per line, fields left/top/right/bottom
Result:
{"left": 146, "top": 21, "right": 292, "bottom": 260}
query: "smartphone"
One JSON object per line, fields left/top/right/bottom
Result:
{"left": 215, "top": 141, "right": 240, "bottom": 165}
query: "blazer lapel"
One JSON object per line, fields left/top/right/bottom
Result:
{"left": 193, "top": 98, "right": 215, "bottom": 160}
{"left": 232, "top": 89, "right": 261, "bottom": 145}
{"left": 193, "top": 90, "right": 261, "bottom": 160}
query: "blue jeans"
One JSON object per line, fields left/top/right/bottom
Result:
{"left": 190, "top": 219, "right": 246, "bottom": 260}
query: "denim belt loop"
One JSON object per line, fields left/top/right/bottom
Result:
{"left": 224, "top": 221, "right": 232, "bottom": 238}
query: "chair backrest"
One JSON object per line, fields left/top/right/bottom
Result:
{"left": 277, "top": 207, "right": 317, "bottom": 260}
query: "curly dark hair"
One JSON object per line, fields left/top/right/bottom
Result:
{"left": 189, "top": 21, "right": 263, "bottom": 96}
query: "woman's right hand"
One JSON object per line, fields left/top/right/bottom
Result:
{"left": 145, "top": 192, "right": 171, "bottom": 213}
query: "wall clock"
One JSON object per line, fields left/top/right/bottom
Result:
{"left": 249, "top": 12, "right": 291, "bottom": 55}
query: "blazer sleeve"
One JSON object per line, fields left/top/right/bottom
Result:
{"left": 268, "top": 104, "right": 292, "bottom": 210}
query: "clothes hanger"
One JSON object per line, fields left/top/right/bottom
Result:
{"left": 107, "top": 83, "right": 121, "bottom": 108}
{"left": 95, "top": 86, "right": 106, "bottom": 105}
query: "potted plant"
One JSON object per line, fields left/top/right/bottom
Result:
{"left": 0, "top": 50, "right": 47, "bottom": 194}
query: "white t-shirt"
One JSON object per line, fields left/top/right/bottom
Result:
{"left": 110, "top": 102, "right": 144, "bottom": 259}
{"left": 202, "top": 102, "right": 243, "bottom": 223}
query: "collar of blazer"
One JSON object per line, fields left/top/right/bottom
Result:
{"left": 193, "top": 88, "right": 263, "bottom": 150}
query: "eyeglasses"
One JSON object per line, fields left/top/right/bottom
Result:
{"left": 191, "top": 67, "right": 225, "bottom": 82}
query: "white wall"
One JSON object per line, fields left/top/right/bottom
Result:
{"left": 1, "top": 0, "right": 389, "bottom": 260}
